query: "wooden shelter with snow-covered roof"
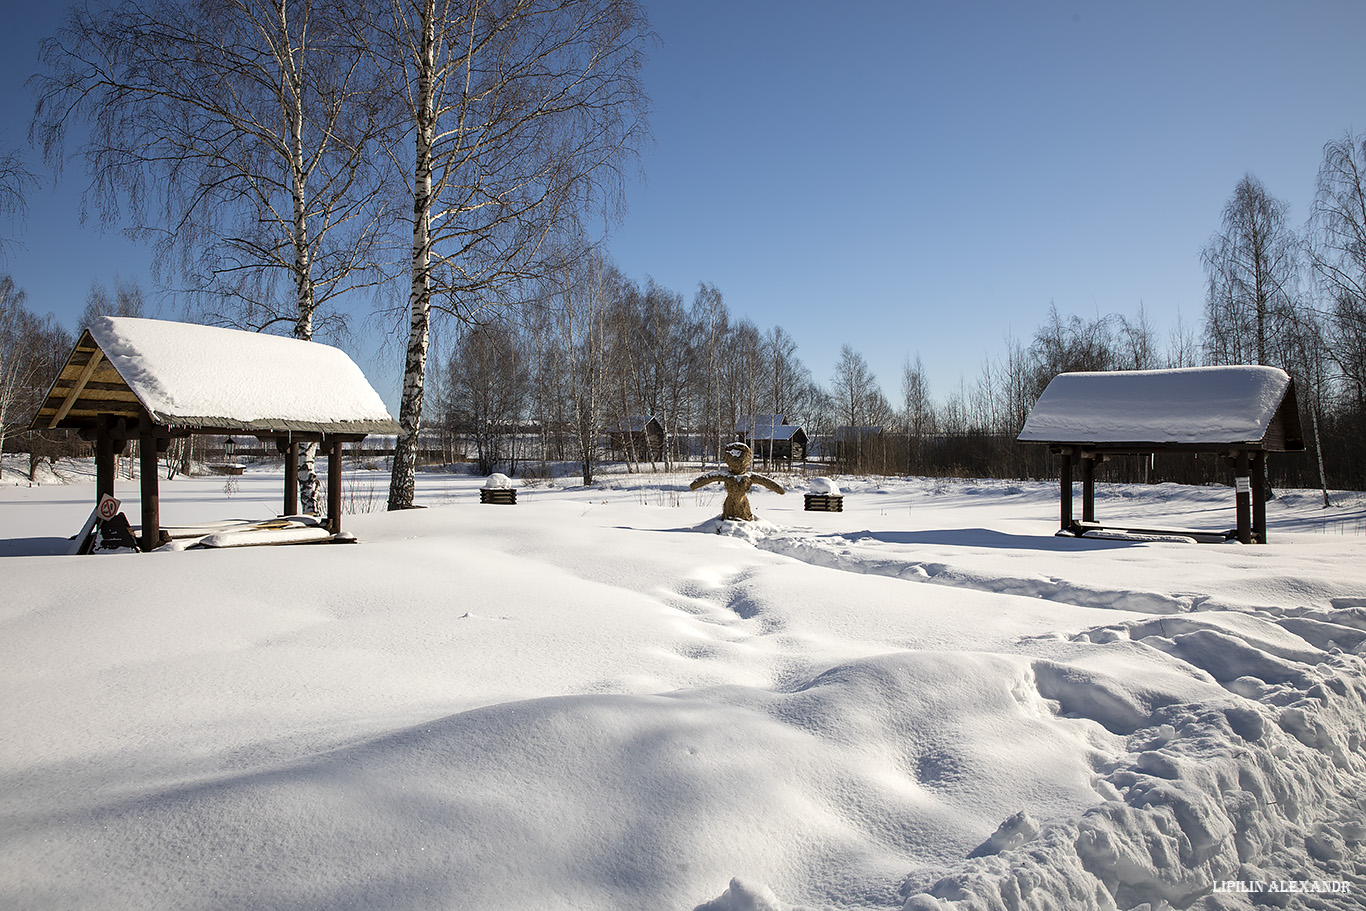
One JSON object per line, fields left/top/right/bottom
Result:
{"left": 736, "top": 414, "right": 807, "bottom": 465}
{"left": 606, "top": 415, "right": 665, "bottom": 463}
{"left": 1017, "top": 366, "right": 1304, "bottom": 544}
{"left": 30, "top": 317, "right": 400, "bottom": 550}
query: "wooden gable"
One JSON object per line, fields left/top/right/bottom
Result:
{"left": 32, "top": 330, "right": 144, "bottom": 430}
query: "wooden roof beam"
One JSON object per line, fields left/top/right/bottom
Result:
{"left": 48, "top": 348, "right": 104, "bottom": 428}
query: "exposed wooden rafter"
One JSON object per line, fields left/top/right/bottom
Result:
{"left": 48, "top": 348, "right": 105, "bottom": 429}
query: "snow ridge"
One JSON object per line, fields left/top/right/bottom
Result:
{"left": 757, "top": 531, "right": 1199, "bottom": 614}
{"left": 901, "top": 617, "right": 1366, "bottom": 911}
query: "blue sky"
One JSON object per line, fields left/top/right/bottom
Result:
{"left": 3, "top": 1, "right": 1365, "bottom": 412}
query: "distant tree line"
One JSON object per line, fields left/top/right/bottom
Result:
{"left": 429, "top": 132, "right": 1366, "bottom": 494}
{"left": 7, "top": 3, "right": 1366, "bottom": 499}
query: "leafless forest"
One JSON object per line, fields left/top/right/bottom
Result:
{"left": 3, "top": 3, "right": 1365, "bottom": 496}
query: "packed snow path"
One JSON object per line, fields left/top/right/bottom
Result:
{"left": 2, "top": 466, "right": 1365, "bottom": 910}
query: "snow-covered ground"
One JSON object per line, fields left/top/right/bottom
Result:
{"left": 3, "top": 459, "right": 1366, "bottom": 910}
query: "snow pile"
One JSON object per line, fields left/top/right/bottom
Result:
{"left": 2, "top": 468, "right": 1365, "bottom": 910}
{"left": 902, "top": 611, "right": 1366, "bottom": 910}
{"left": 809, "top": 476, "right": 841, "bottom": 496}
{"left": 484, "top": 472, "right": 515, "bottom": 489}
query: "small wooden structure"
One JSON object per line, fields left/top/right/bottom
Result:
{"left": 606, "top": 415, "right": 665, "bottom": 462}
{"left": 30, "top": 317, "right": 400, "bottom": 550}
{"left": 1018, "top": 366, "right": 1304, "bottom": 544}
{"left": 737, "top": 414, "right": 808, "bottom": 464}
{"left": 804, "top": 494, "right": 844, "bottom": 512}
{"left": 803, "top": 476, "right": 844, "bottom": 512}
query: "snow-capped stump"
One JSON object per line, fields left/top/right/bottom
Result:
{"left": 479, "top": 473, "right": 517, "bottom": 505}
{"left": 804, "top": 476, "right": 844, "bottom": 512}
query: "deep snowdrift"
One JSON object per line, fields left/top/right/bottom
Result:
{"left": 2, "top": 464, "right": 1365, "bottom": 910}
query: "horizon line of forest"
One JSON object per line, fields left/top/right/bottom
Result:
{"left": 0, "top": 3, "right": 1363, "bottom": 498}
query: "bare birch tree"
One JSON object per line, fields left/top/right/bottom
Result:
{"left": 552, "top": 248, "right": 616, "bottom": 484}
{"left": 33, "top": 0, "right": 393, "bottom": 512}
{"left": 900, "top": 354, "right": 931, "bottom": 474}
{"left": 1201, "top": 175, "right": 1299, "bottom": 367}
{"left": 0, "top": 281, "right": 73, "bottom": 482}
{"left": 1307, "top": 131, "right": 1366, "bottom": 397}
{"left": 371, "top": 0, "right": 651, "bottom": 509}
{"left": 0, "top": 276, "right": 33, "bottom": 477}
{"left": 0, "top": 142, "right": 35, "bottom": 259}
{"left": 447, "top": 319, "right": 528, "bottom": 474}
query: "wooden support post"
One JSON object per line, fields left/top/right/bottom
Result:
{"left": 96, "top": 415, "right": 115, "bottom": 504}
{"left": 285, "top": 439, "right": 299, "bottom": 516}
{"left": 138, "top": 418, "right": 161, "bottom": 551}
{"left": 1081, "top": 454, "right": 1096, "bottom": 524}
{"left": 1059, "top": 450, "right": 1073, "bottom": 532}
{"left": 1251, "top": 450, "right": 1268, "bottom": 544}
{"left": 326, "top": 438, "right": 343, "bottom": 535}
{"left": 1234, "top": 450, "right": 1252, "bottom": 545}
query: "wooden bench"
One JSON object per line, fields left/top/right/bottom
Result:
{"left": 480, "top": 488, "right": 517, "bottom": 505}
{"left": 1068, "top": 520, "right": 1230, "bottom": 544}
{"left": 804, "top": 493, "right": 844, "bottom": 512}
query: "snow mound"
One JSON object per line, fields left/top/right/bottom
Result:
{"left": 902, "top": 613, "right": 1366, "bottom": 911}
{"left": 696, "top": 516, "right": 781, "bottom": 543}
{"left": 694, "top": 877, "right": 790, "bottom": 911}
{"left": 484, "top": 473, "right": 514, "bottom": 489}
{"left": 808, "top": 477, "right": 841, "bottom": 496}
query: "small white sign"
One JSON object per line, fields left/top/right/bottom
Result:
{"left": 97, "top": 494, "right": 121, "bottom": 521}
{"left": 1235, "top": 477, "right": 1251, "bottom": 494}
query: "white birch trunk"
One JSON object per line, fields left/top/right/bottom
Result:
{"left": 388, "top": 0, "right": 436, "bottom": 511}
{"left": 280, "top": 0, "right": 323, "bottom": 515}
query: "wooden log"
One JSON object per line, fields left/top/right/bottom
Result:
{"left": 803, "top": 494, "right": 844, "bottom": 512}
{"left": 1059, "top": 450, "right": 1073, "bottom": 532}
{"left": 480, "top": 488, "right": 517, "bottom": 505}
{"left": 138, "top": 418, "right": 161, "bottom": 551}
{"left": 1081, "top": 455, "right": 1096, "bottom": 524}
{"left": 326, "top": 438, "right": 343, "bottom": 534}
{"left": 284, "top": 439, "right": 299, "bottom": 516}
{"left": 1235, "top": 450, "right": 1252, "bottom": 545}
{"left": 96, "top": 415, "right": 115, "bottom": 504}
{"left": 1252, "top": 450, "right": 1268, "bottom": 544}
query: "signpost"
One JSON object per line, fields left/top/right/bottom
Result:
{"left": 72, "top": 495, "right": 123, "bottom": 555}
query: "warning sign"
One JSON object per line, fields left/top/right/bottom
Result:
{"left": 97, "top": 494, "right": 121, "bottom": 521}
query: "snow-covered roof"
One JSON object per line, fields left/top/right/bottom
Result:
{"left": 736, "top": 414, "right": 785, "bottom": 435}
{"left": 737, "top": 415, "right": 804, "bottom": 441}
{"left": 607, "top": 415, "right": 661, "bottom": 433}
{"left": 33, "top": 317, "right": 400, "bottom": 436}
{"left": 766, "top": 425, "right": 806, "bottom": 441}
{"left": 1018, "top": 366, "right": 1303, "bottom": 450}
